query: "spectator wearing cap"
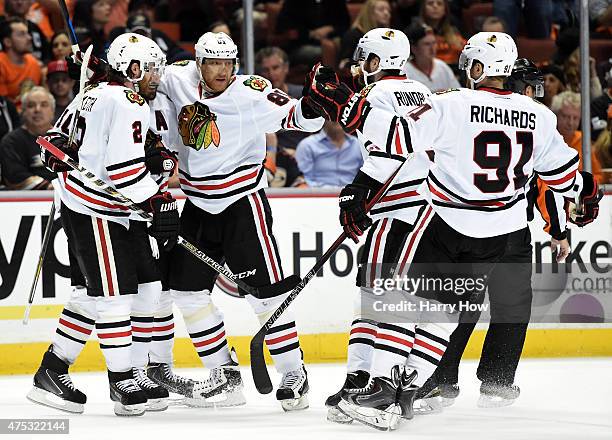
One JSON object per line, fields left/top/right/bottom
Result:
{"left": 541, "top": 64, "right": 566, "bottom": 108}
{"left": 296, "top": 121, "right": 364, "bottom": 187}
{"left": 46, "top": 59, "right": 74, "bottom": 122}
{"left": 493, "top": 0, "right": 553, "bottom": 39}
{"left": 413, "top": 0, "right": 465, "bottom": 65}
{"left": 108, "top": 12, "right": 192, "bottom": 63}
{"left": 404, "top": 22, "right": 459, "bottom": 93}
{"left": 591, "top": 62, "right": 612, "bottom": 141}
{"left": 1, "top": 0, "right": 51, "bottom": 62}
{"left": 0, "top": 18, "right": 42, "bottom": 106}
{"left": 0, "top": 86, "right": 55, "bottom": 189}
{"left": 552, "top": 91, "right": 603, "bottom": 182}
{"left": 338, "top": 0, "right": 391, "bottom": 69}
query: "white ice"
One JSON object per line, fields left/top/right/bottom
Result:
{"left": 2, "top": 358, "right": 611, "bottom": 440}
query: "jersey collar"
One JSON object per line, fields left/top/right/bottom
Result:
{"left": 379, "top": 74, "right": 407, "bottom": 81}
{"left": 477, "top": 87, "right": 513, "bottom": 95}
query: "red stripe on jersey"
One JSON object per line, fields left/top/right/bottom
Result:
{"left": 394, "top": 124, "right": 403, "bottom": 155}
{"left": 266, "top": 331, "right": 298, "bottom": 345}
{"left": 377, "top": 333, "right": 413, "bottom": 348}
{"left": 98, "top": 330, "right": 131, "bottom": 339}
{"left": 109, "top": 166, "right": 145, "bottom": 180}
{"left": 179, "top": 168, "right": 259, "bottom": 190}
{"left": 370, "top": 218, "right": 388, "bottom": 286}
{"left": 540, "top": 170, "right": 576, "bottom": 186}
{"left": 252, "top": 193, "right": 280, "bottom": 282}
{"left": 59, "top": 318, "right": 92, "bottom": 335}
{"left": 398, "top": 206, "right": 433, "bottom": 274}
{"left": 154, "top": 323, "right": 174, "bottom": 332}
{"left": 430, "top": 183, "right": 504, "bottom": 207}
{"left": 350, "top": 326, "right": 377, "bottom": 336}
{"left": 193, "top": 330, "right": 226, "bottom": 348}
{"left": 414, "top": 338, "right": 445, "bottom": 356}
{"left": 286, "top": 106, "right": 296, "bottom": 129}
{"left": 96, "top": 219, "right": 115, "bottom": 296}
{"left": 428, "top": 183, "right": 452, "bottom": 201}
{"left": 131, "top": 326, "right": 154, "bottom": 333}
{"left": 380, "top": 190, "right": 419, "bottom": 203}
{"left": 64, "top": 178, "right": 128, "bottom": 211}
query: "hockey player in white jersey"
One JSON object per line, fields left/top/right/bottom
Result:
{"left": 306, "top": 32, "right": 601, "bottom": 430}
{"left": 322, "top": 28, "right": 438, "bottom": 423}
{"left": 28, "top": 33, "right": 180, "bottom": 417}
{"left": 157, "top": 32, "right": 324, "bottom": 411}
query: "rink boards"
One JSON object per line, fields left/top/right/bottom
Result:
{"left": 0, "top": 189, "right": 610, "bottom": 374}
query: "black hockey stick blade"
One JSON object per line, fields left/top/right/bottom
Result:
{"left": 250, "top": 326, "right": 272, "bottom": 394}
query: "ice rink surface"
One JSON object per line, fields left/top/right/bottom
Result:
{"left": 2, "top": 358, "right": 611, "bottom": 440}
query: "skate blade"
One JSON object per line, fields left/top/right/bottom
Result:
{"left": 414, "top": 396, "right": 443, "bottom": 415}
{"left": 184, "top": 390, "right": 246, "bottom": 408}
{"left": 327, "top": 406, "right": 353, "bottom": 424}
{"left": 477, "top": 395, "right": 516, "bottom": 408}
{"left": 280, "top": 394, "right": 309, "bottom": 412}
{"left": 145, "top": 398, "right": 169, "bottom": 412}
{"left": 114, "top": 402, "right": 146, "bottom": 416}
{"left": 337, "top": 401, "right": 401, "bottom": 431}
{"left": 440, "top": 396, "right": 456, "bottom": 407}
{"left": 27, "top": 387, "right": 84, "bottom": 414}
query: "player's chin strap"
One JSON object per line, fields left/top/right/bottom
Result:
{"left": 36, "top": 136, "right": 299, "bottom": 302}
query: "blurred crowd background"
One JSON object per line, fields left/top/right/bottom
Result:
{"left": 0, "top": 0, "right": 610, "bottom": 191}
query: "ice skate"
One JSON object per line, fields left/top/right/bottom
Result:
{"left": 325, "top": 370, "right": 369, "bottom": 424}
{"left": 108, "top": 371, "right": 147, "bottom": 416}
{"left": 26, "top": 346, "right": 86, "bottom": 414}
{"left": 133, "top": 367, "right": 169, "bottom": 411}
{"left": 277, "top": 365, "right": 309, "bottom": 412}
{"left": 478, "top": 383, "right": 520, "bottom": 408}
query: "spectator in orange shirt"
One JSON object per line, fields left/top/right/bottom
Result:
{"left": 414, "top": 0, "right": 465, "bottom": 65}
{"left": 551, "top": 90, "right": 603, "bottom": 182}
{"left": 0, "top": 18, "right": 42, "bottom": 105}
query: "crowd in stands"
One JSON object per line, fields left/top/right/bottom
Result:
{"left": 0, "top": 0, "right": 611, "bottom": 190}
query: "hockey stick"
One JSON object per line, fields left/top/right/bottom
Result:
{"left": 22, "top": 201, "right": 56, "bottom": 325}
{"left": 57, "top": 0, "right": 80, "bottom": 55}
{"left": 36, "top": 136, "right": 264, "bottom": 297}
{"left": 250, "top": 158, "right": 411, "bottom": 394}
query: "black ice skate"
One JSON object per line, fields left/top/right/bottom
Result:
{"left": 108, "top": 370, "right": 147, "bottom": 416}
{"left": 189, "top": 347, "right": 246, "bottom": 408}
{"left": 413, "top": 379, "right": 443, "bottom": 415}
{"left": 325, "top": 370, "right": 369, "bottom": 424}
{"left": 133, "top": 367, "right": 169, "bottom": 411}
{"left": 26, "top": 345, "right": 86, "bottom": 414}
{"left": 147, "top": 362, "right": 196, "bottom": 398}
{"left": 276, "top": 364, "right": 309, "bottom": 411}
{"left": 421, "top": 375, "right": 459, "bottom": 407}
{"left": 337, "top": 366, "right": 404, "bottom": 431}
{"left": 478, "top": 382, "right": 520, "bottom": 408}
{"left": 395, "top": 368, "right": 418, "bottom": 420}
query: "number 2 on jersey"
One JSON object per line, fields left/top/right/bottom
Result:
{"left": 473, "top": 131, "right": 533, "bottom": 193}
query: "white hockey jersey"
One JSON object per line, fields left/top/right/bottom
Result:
{"left": 52, "top": 83, "right": 159, "bottom": 227}
{"left": 356, "top": 75, "right": 432, "bottom": 225}
{"left": 148, "top": 91, "right": 179, "bottom": 192}
{"left": 158, "top": 61, "right": 324, "bottom": 214}
{"left": 360, "top": 87, "right": 581, "bottom": 238}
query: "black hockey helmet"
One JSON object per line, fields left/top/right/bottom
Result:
{"left": 506, "top": 58, "right": 544, "bottom": 98}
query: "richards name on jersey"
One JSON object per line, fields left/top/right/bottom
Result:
{"left": 470, "top": 104, "right": 536, "bottom": 130}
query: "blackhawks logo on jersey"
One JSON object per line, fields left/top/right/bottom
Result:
{"left": 124, "top": 90, "right": 145, "bottom": 106}
{"left": 172, "top": 60, "right": 190, "bottom": 66}
{"left": 360, "top": 83, "right": 376, "bottom": 97}
{"left": 243, "top": 75, "right": 268, "bottom": 92}
{"left": 178, "top": 101, "right": 221, "bottom": 150}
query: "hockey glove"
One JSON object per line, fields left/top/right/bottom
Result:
{"left": 40, "top": 133, "right": 78, "bottom": 172}
{"left": 339, "top": 184, "right": 372, "bottom": 243}
{"left": 302, "top": 63, "right": 339, "bottom": 119}
{"left": 308, "top": 80, "right": 371, "bottom": 134}
{"left": 144, "top": 131, "right": 178, "bottom": 174}
{"left": 567, "top": 171, "right": 603, "bottom": 227}
{"left": 66, "top": 51, "right": 108, "bottom": 83}
{"left": 139, "top": 192, "right": 180, "bottom": 251}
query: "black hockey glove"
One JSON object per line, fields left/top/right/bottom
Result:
{"left": 66, "top": 51, "right": 108, "bottom": 83}
{"left": 40, "top": 133, "right": 78, "bottom": 172}
{"left": 301, "top": 63, "right": 339, "bottom": 119}
{"left": 308, "top": 80, "right": 371, "bottom": 134}
{"left": 567, "top": 171, "right": 603, "bottom": 227}
{"left": 139, "top": 191, "right": 180, "bottom": 251}
{"left": 339, "top": 184, "right": 372, "bottom": 243}
{"left": 144, "top": 131, "right": 178, "bottom": 174}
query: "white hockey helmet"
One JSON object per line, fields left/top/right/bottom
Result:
{"left": 353, "top": 28, "right": 410, "bottom": 85}
{"left": 107, "top": 32, "right": 166, "bottom": 82}
{"left": 195, "top": 31, "right": 239, "bottom": 75}
{"left": 458, "top": 32, "right": 518, "bottom": 86}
